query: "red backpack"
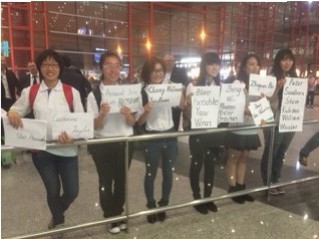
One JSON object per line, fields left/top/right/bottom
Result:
{"left": 29, "top": 83, "right": 74, "bottom": 112}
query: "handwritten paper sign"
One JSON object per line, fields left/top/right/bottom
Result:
{"left": 145, "top": 83, "right": 183, "bottom": 107}
{"left": 51, "top": 112, "right": 94, "bottom": 140}
{"left": 1, "top": 108, "right": 7, "bottom": 117}
{"left": 191, "top": 86, "right": 220, "bottom": 129}
{"left": 218, "top": 84, "right": 245, "bottom": 123}
{"left": 249, "top": 74, "right": 277, "bottom": 97}
{"left": 2, "top": 116, "right": 47, "bottom": 150}
{"left": 248, "top": 97, "right": 274, "bottom": 125}
{"left": 102, "top": 84, "right": 142, "bottom": 113}
{"left": 279, "top": 77, "right": 308, "bottom": 132}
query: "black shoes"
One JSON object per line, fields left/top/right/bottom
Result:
{"left": 147, "top": 214, "right": 157, "bottom": 224}
{"left": 241, "top": 194, "right": 255, "bottom": 202}
{"left": 228, "top": 184, "right": 255, "bottom": 204}
{"left": 299, "top": 154, "right": 308, "bottom": 166}
{"left": 228, "top": 186, "right": 245, "bottom": 204}
{"left": 193, "top": 200, "right": 218, "bottom": 214}
{"left": 146, "top": 199, "right": 168, "bottom": 223}
{"left": 193, "top": 204, "right": 208, "bottom": 214}
{"left": 206, "top": 202, "right": 218, "bottom": 212}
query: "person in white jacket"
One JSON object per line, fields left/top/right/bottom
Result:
{"left": 7, "top": 49, "right": 84, "bottom": 229}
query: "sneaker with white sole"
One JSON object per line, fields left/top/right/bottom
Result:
{"left": 119, "top": 222, "right": 127, "bottom": 230}
{"left": 108, "top": 223, "right": 120, "bottom": 234}
{"left": 48, "top": 218, "right": 64, "bottom": 230}
{"left": 268, "top": 188, "right": 279, "bottom": 196}
{"left": 276, "top": 187, "right": 285, "bottom": 195}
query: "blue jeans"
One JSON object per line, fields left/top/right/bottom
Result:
{"left": 32, "top": 151, "right": 79, "bottom": 224}
{"left": 300, "top": 131, "right": 319, "bottom": 157}
{"left": 144, "top": 138, "right": 177, "bottom": 207}
{"left": 260, "top": 127, "right": 295, "bottom": 185}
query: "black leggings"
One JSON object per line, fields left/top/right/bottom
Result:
{"left": 189, "top": 134, "right": 220, "bottom": 199}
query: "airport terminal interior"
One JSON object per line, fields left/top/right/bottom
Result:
{"left": 1, "top": 2, "right": 319, "bottom": 239}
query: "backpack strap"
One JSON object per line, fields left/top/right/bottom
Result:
{"left": 29, "top": 84, "right": 40, "bottom": 110}
{"left": 62, "top": 84, "right": 74, "bottom": 112}
{"left": 29, "top": 83, "right": 74, "bottom": 112}
{"left": 92, "top": 85, "right": 101, "bottom": 111}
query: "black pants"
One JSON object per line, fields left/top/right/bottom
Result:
{"left": 189, "top": 134, "right": 220, "bottom": 199}
{"left": 89, "top": 142, "right": 133, "bottom": 218}
{"left": 172, "top": 107, "right": 181, "bottom": 131}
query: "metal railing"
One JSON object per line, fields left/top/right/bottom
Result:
{"left": 2, "top": 119, "right": 319, "bottom": 239}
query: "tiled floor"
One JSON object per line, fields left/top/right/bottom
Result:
{"left": 1, "top": 100, "right": 319, "bottom": 239}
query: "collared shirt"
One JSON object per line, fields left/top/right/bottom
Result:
{"left": 1, "top": 71, "right": 12, "bottom": 99}
{"left": 29, "top": 73, "right": 40, "bottom": 85}
{"left": 86, "top": 83, "right": 134, "bottom": 138}
{"left": 163, "top": 72, "right": 172, "bottom": 84}
{"left": 10, "top": 80, "right": 84, "bottom": 157}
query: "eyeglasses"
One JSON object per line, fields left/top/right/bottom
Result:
{"left": 103, "top": 63, "right": 121, "bottom": 70}
{"left": 152, "top": 69, "right": 164, "bottom": 74}
{"left": 41, "top": 63, "right": 59, "bottom": 69}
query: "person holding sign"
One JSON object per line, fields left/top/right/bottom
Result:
{"left": 7, "top": 49, "right": 84, "bottom": 229}
{"left": 185, "top": 52, "right": 226, "bottom": 214}
{"left": 86, "top": 51, "right": 136, "bottom": 234}
{"left": 137, "top": 57, "right": 184, "bottom": 224}
{"left": 260, "top": 49, "right": 298, "bottom": 195}
{"left": 226, "top": 54, "right": 262, "bottom": 204}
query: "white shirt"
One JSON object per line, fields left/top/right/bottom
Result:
{"left": 1, "top": 71, "right": 12, "bottom": 99}
{"left": 144, "top": 105, "right": 174, "bottom": 132}
{"left": 10, "top": 80, "right": 84, "bottom": 157}
{"left": 163, "top": 72, "right": 172, "bottom": 84}
{"left": 86, "top": 83, "right": 134, "bottom": 138}
{"left": 29, "top": 73, "right": 40, "bottom": 85}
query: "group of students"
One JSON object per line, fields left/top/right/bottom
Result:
{"left": 5, "top": 47, "right": 310, "bottom": 235}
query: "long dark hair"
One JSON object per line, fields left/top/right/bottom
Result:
{"left": 197, "top": 52, "right": 221, "bottom": 86}
{"left": 271, "top": 49, "right": 297, "bottom": 79}
{"left": 237, "top": 53, "right": 261, "bottom": 90}
{"left": 141, "top": 57, "right": 166, "bottom": 85}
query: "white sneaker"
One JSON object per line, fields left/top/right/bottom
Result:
{"left": 119, "top": 222, "right": 127, "bottom": 230}
{"left": 108, "top": 224, "right": 120, "bottom": 234}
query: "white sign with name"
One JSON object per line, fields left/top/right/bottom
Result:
{"left": 2, "top": 116, "right": 47, "bottom": 150}
{"left": 248, "top": 97, "right": 274, "bottom": 125}
{"left": 102, "top": 84, "right": 142, "bottom": 113}
{"left": 51, "top": 112, "right": 94, "bottom": 140}
{"left": 191, "top": 86, "right": 220, "bottom": 129}
{"left": 249, "top": 74, "right": 277, "bottom": 97}
{"left": 279, "top": 77, "right": 308, "bottom": 132}
{"left": 218, "top": 84, "right": 245, "bottom": 123}
{"left": 145, "top": 83, "right": 183, "bottom": 107}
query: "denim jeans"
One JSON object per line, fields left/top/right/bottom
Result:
{"left": 32, "top": 151, "right": 79, "bottom": 224}
{"left": 189, "top": 134, "right": 219, "bottom": 199}
{"left": 144, "top": 138, "right": 177, "bottom": 207}
{"left": 260, "top": 127, "right": 295, "bottom": 185}
{"left": 300, "top": 131, "right": 319, "bottom": 157}
{"left": 90, "top": 142, "right": 133, "bottom": 218}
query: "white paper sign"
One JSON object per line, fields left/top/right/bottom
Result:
{"left": 279, "top": 77, "right": 308, "bottom": 132}
{"left": 1, "top": 108, "right": 7, "bottom": 117}
{"left": 191, "top": 86, "right": 220, "bottom": 129}
{"left": 145, "top": 83, "right": 183, "bottom": 107}
{"left": 102, "top": 84, "right": 142, "bottom": 113}
{"left": 248, "top": 97, "right": 274, "bottom": 125}
{"left": 51, "top": 112, "right": 94, "bottom": 140}
{"left": 2, "top": 116, "right": 47, "bottom": 150}
{"left": 249, "top": 74, "right": 277, "bottom": 97}
{"left": 218, "top": 84, "right": 245, "bottom": 123}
